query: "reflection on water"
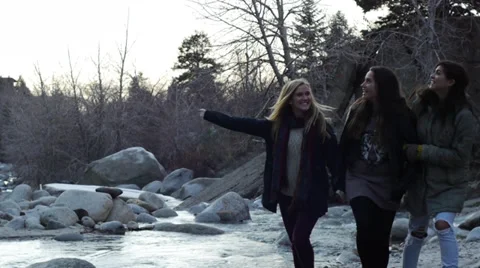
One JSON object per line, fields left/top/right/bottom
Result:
{"left": 0, "top": 209, "right": 355, "bottom": 268}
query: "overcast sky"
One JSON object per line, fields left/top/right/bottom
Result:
{"left": 0, "top": 0, "right": 381, "bottom": 88}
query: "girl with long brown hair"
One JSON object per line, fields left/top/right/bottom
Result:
{"left": 336, "top": 66, "right": 417, "bottom": 268}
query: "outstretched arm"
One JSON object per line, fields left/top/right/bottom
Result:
{"left": 200, "top": 109, "right": 271, "bottom": 139}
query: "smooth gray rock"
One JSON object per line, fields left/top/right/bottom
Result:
{"left": 81, "top": 216, "right": 95, "bottom": 228}
{"left": 152, "top": 208, "right": 178, "bottom": 218}
{"left": 142, "top": 180, "right": 163, "bottom": 193}
{"left": 99, "top": 221, "right": 126, "bottom": 235}
{"left": 8, "top": 184, "right": 33, "bottom": 202}
{"left": 30, "top": 196, "right": 57, "bottom": 208}
{"left": 138, "top": 192, "right": 165, "bottom": 211}
{"left": 0, "top": 211, "right": 13, "bottom": 221}
{"left": 195, "top": 192, "right": 251, "bottom": 224}
{"left": 153, "top": 222, "right": 224, "bottom": 235}
{"left": 54, "top": 233, "right": 84, "bottom": 242}
{"left": 126, "top": 199, "right": 157, "bottom": 212}
{"left": 0, "top": 200, "right": 21, "bottom": 216}
{"left": 459, "top": 211, "right": 480, "bottom": 231}
{"left": 32, "top": 190, "right": 51, "bottom": 201}
{"left": 127, "top": 221, "right": 139, "bottom": 230}
{"left": 136, "top": 213, "right": 157, "bottom": 223}
{"left": 82, "top": 147, "right": 167, "bottom": 187}
{"left": 26, "top": 258, "right": 95, "bottom": 268}
{"left": 25, "top": 216, "right": 45, "bottom": 230}
{"left": 466, "top": 227, "right": 480, "bottom": 242}
{"left": 391, "top": 218, "right": 409, "bottom": 241}
{"left": 40, "top": 207, "right": 78, "bottom": 227}
{"left": 188, "top": 202, "right": 208, "bottom": 215}
{"left": 105, "top": 198, "right": 136, "bottom": 224}
{"left": 127, "top": 203, "right": 149, "bottom": 215}
{"left": 95, "top": 187, "right": 123, "bottom": 199}
{"left": 53, "top": 190, "right": 113, "bottom": 222}
{"left": 6, "top": 217, "right": 26, "bottom": 230}
{"left": 161, "top": 168, "right": 194, "bottom": 195}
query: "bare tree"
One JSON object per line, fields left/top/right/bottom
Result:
{"left": 113, "top": 11, "right": 135, "bottom": 151}
{"left": 190, "top": 0, "right": 301, "bottom": 86}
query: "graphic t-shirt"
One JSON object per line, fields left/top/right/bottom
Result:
{"left": 346, "top": 118, "right": 399, "bottom": 211}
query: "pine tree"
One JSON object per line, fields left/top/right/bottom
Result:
{"left": 355, "top": 0, "right": 480, "bottom": 31}
{"left": 173, "top": 31, "right": 220, "bottom": 85}
{"left": 324, "top": 11, "right": 355, "bottom": 51}
{"left": 291, "top": 0, "right": 327, "bottom": 75}
{"left": 290, "top": 0, "right": 329, "bottom": 98}
{"left": 169, "top": 31, "right": 221, "bottom": 105}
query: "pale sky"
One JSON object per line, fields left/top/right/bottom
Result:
{"left": 0, "top": 0, "right": 379, "bottom": 89}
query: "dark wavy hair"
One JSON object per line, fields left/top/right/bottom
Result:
{"left": 413, "top": 60, "right": 470, "bottom": 122}
{"left": 345, "top": 66, "right": 409, "bottom": 142}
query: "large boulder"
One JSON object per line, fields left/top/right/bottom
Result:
{"left": 8, "top": 184, "right": 33, "bottom": 202}
{"left": 82, "top": 147, "right": 167, "bottom": 187}
{"left": 171, "top": 177, "right": 220, "bottom": 200}
{"left": 53, "top": 190, "right": 113, "bottom": 222}
{"left": 40, "top": 207, "right": 79, "bottom": 227}
{"left": 161, "top": 168, "right": 194, "bottom": 195}
{"left": 195, "top": 192, "right": 251, "bottom": 223}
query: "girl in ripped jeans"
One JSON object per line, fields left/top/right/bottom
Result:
{"left": 403, "top": 61, "right": 476, "bottom": 268}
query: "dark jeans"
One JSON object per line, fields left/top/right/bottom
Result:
{"left": 350, "top": 196, "right": 396, "bottom": 268}
{"left": 278, "top": 193, "right": 318, "bottom": 268}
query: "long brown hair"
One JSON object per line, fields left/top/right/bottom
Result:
{"left": 267, "top": 78, "right": 333, "bottom": 140}
{"left": 345, "top": 66, "right": 407, "bottom": 143}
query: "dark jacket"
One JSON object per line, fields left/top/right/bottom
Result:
{"left": 336, "top": 104, "right": 419, "bottom": 202}
{"left": 405, "top": 98, "right": 475, "bottom": 216}
{"left": 203, "top": 110, "right": 339, "bottom": 218}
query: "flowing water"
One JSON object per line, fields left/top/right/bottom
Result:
{"left": 0, "top": 206, "right": 357, "bottom": 268}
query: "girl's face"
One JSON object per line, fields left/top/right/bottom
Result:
{"left": 429, "top": 65, "right": 454, "bottom": 95}
{"left": 290, "top": 84, "right": 313, "bottom": 114}
{"left": 361, "top": 71, "right": 378, "bottom": 102}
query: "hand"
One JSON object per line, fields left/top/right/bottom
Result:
{"left": 199, "top": 108, "right": 206, "bottom": 118}
{"left": 404, "top": 144, "right": 419, "bottom": 162}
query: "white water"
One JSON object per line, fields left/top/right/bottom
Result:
{"left": 0, "top": 208, "right": 357, "bottom": 268}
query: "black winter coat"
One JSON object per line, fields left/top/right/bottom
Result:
{"left": 204, "top": 110, "right": 339, "bottom": 218}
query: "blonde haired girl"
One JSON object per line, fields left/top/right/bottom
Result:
{"left": 199, "top": 78, "right": 338, "bottom": 268}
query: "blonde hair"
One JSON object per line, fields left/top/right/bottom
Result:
{"left": 267, "top": 78, "right": 333, "bottom": 140}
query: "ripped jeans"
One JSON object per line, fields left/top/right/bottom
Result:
{"left": 403, "top": 212, "right": 458, "bottom": 268}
